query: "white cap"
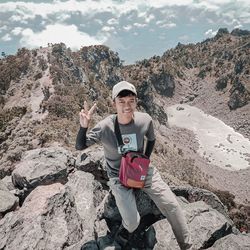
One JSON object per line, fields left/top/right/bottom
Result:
{"left": 112, "top": 81, "right": 137, "bottom": 99}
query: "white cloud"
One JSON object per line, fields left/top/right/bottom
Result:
{"left": 134, "top": 23, "right": 147, "bottom": 28}
{"left": 9, "top": 15, "right": 22, "bottom": 22}
{"left": 234, "top": 24, "right": 243, "bottom": 29}
{"left": 107, "top": 18, "right": 118, "bottom": 25}
{"left": 20, "top": 24, "right": 106, "bottom": 50}
{"left": 1, "top": 0, "right": 250, "bottom": 31}
{"left": 204, "top": 29, "right": 218, "bottom": 37}
{"left": 102, "top": 26, "right": 115, "bottom": 32}
{"left": 1, "top": 33, "right": 12, "bottom": 41}
{"left": 11, "top": 27, "right": 23, "bottom": 36}
{"left": 94, "top": 19, "right": 103, "bottom": 25}
{"left": 145, "top": 14, "right": 155, "bottom": 23}
{"left": 156, "top": 20, "right": 176, "bottom": 29}
{"left": 0, "top": 0, "right": 249, "bottom": 20}
{"left": 0, "top": 25, "right": 7, "bottom": 32}
{"left": 57, "top": 13, "right": 71, "bottom": 21}
{"left": 123, "top": 25, "right": 132, "bottom": 31}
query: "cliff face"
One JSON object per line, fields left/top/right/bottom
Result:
{"left": 0, "top": 28, "right": 249, "bottom": 237}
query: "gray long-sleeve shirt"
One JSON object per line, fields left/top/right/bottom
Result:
{"left": 76, "top": 112, "right": 155, "bottom": 177}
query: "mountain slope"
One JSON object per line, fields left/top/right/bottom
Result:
{"left": 0, "top": 28, "right": 249, "bottom": 231}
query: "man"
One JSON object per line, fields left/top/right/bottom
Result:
{"left": 76, "top": 81, "right": 192, "bottom": 249}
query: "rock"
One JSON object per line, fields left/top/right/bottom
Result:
{"left": 154, "top": 201, "right": 233, "bottom": 249}
{"left": 66, "top": 170, "right": 108, "bottom": 241}
{"left": 215, "top": 28, "right": 229, "bottom": 39}
{"left": 234, "top": 60, "right": 244, "bottom": 75}
{"left": 149, "top": 72, "right": 175, "bottom": 97}
{"left": 137, "top": 81, "right": 168, "bottom": 124}
{"left": 0, "top": 181, "right": 19, "bottom": 217}
{"left": 176, "top": 106, "right": 185, "bottom": 111}
{"left": 11, "top": 146, "right": 75, "bottom": 191}
{"left": 231, "top": 28, "right": 250, "bottom": 37}
{"left": 228, "top": 77, "right": 249, "bottom": 110}
{"left": 75, "top": 146, "right": 108, "bottom": 185}
{"left": 171, "top": 186, "right": 231, "bottom": 220}
{"left": 215, "top": 76, "right": 228, "bottom": 90}
{"left": 99, "top": 190, "right": 233, "bottom": 249}
{"left": 0, "top": 179, "right": 8, "bottom": 191}
{"left": 1, "top": 175, "right": 15, "bottom": 191}
{"left": 0, "top": 183, "right": 84, "bottom": 250}
{"left": 208, "top": 232, "right": 250, "bottom": 249}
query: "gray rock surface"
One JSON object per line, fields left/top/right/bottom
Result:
{"left": 0, "top": 183, "right": 84, "bottom": 250}
{"left": 66, "top": 170, "right": 109, "bottom": 241}
{"left": 208, "top": 233, "right": 250, "bottom": 249}
{"left": 171, "top": 186, "right": 231, "bottom": 219}
{"left": 75, "top": 146, "right": 108, "bottom": 184}
{"left": 101, "top": 192, "right": 233, "bottom": 249}
{"left": 0, "top": 181, "right": 19, "bottom": 217}
{"left": 11, "top": 146, "right": 75, "bottom": 190}
{"left": 0, "top": 148, "right": 247, "bottom": 250}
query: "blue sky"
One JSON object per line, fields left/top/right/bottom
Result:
{"left": 0, "top": 0, "right": 250, "bottom": 64}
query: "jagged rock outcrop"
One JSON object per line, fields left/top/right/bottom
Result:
{"left": 228, "top": 77, "right": 250, "bottom": 110}
{"left": 12, "top": 147, "right": 75, "bottom": 191}
{"left": 0, "top": 28, "right": 250, "bottom": 249}
{"left": 1, "top": 148, "right": 249, "bottom": 250}
{"left": 0, "top": 183, "right": 84, "bottom": 250}
{"left": 208, "top": 233, "right": 250, "bottom": 249}
{"left": 0, "top": 180, "right": 19, "bottom": 218}
{"left": 77, "top": 45, "right": 121, "bottom": 87}
{"left": 214, "top": 28, "right": 229, "bottom": 39}
{"left": 231, "top": 28, "right": 250, "bottom": 37}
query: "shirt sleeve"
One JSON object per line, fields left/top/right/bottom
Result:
{"left": 144, "top": 139, "right": 155, "bottom": 158}
{"left": 75, "top": 123, "right": 102, "bottom": 150}
{"left": 86, "top": 123, "right": 102, "bottom": 147}
{"left": 145, "top": 118, "right": 155, "bottom": 141}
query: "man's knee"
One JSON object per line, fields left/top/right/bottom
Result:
{"left": 123, "top": 216, "right": 140, "bottom": 233}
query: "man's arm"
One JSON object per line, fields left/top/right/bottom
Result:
{"left": 75, "top": 123, "right": 102, "bottom": 150}
{"left": 75, "top": 127, "right": 88, "bottom": 150}
{"left": 75, "top": 101, "right": 97, "bottom": 150}
{"left": 144, "top": 139, "right": 155, "bottom": 158}
{"left": 145, "top": 116, "right": 155, "bottom": 158}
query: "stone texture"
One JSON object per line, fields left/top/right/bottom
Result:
{"left": 208, "top": 232, "right": 250, "bottom": 249}
{"left": 0, "top": 183, "right": 84, "bottom": 250}
{"left": 11, "top": 146, "right": 75, "bottom": 190}
{"left": 0, "top": 180, "right": 19, "bottom": 217}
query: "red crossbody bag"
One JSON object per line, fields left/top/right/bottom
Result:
{"left": 114, "top": 116, "right": 150, "bottom": 188}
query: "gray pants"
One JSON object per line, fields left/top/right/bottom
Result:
{"left": 108, "top": 167, "right": 191, "bottom": 250}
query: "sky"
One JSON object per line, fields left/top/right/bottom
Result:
{"left": 0, "top": 0, "right": 250, "bottom": 64}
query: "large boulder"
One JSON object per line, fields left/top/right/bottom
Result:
{"left": 171, "top": 186, "right": 231, "bottom": 219}
{"left": 11, "top": 146, "right": 75, "bottom": 190}
{"left": 98, "top": 191, "right": 233, "bottom": 249}
{"left": 150, "top": 199, "right": 234, "bottom": 249}
{"left": 75, "top": 146, "right": 108, "bottom": 185}
{"left": 208, "top": 233, "right": 250, "bottom": 249}
{"left": 0, "top": 180, "right": 19, "bottom": 218}
{"left": 0, "top": 183, "right": 84, "bottom": 250}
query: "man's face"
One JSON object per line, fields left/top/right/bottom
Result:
{"left": 113, "top": 95, "right": 137, "bottom": 119}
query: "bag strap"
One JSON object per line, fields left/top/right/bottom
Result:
{"left": 114, "top": 115, "right": 125, "bottom": 153}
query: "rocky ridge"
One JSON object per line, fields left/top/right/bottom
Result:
{"left": 1, "top": 146, "right": 250, "bottom": 250}
{"left": 0, "top": 28, "right": 249, "bottom": 243}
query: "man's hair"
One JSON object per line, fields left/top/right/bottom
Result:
{"left": 117, "top": 90, "right": 136, "bottom": 98}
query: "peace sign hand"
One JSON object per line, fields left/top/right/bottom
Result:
{"left": 79, "top": 101, "right": 97, "bottom": 128}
